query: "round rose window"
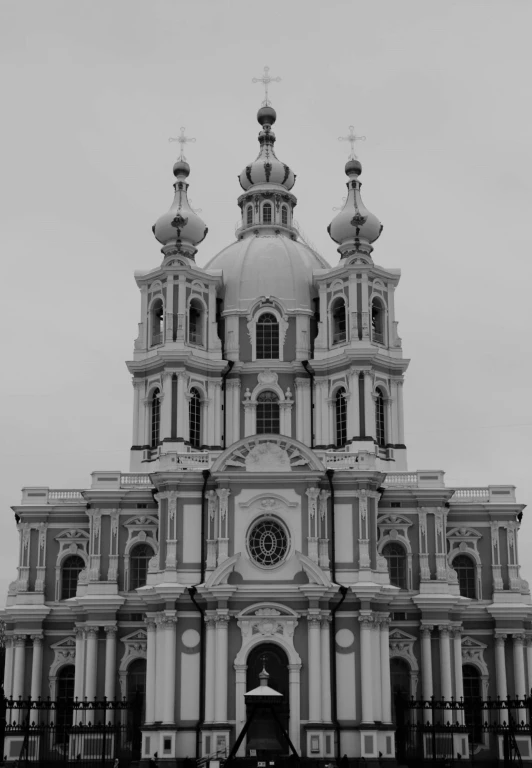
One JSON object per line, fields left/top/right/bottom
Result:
{"left": 248, "top": 518, "right": 289, "bottom": 568}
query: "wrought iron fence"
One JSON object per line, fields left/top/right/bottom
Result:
{"left": 1, "top": 696, "right": 142, "bottom": 767}
{"left": 395, "top": 693, "right": 532, "bottom": 766}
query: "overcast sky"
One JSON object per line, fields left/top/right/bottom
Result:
{"left": 1, "top": 0, "right": 531, "bottom": 603}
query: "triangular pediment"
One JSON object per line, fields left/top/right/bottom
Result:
{"left": 55, "top": 529, "right": 89, "bottom": 542}
{"left": 462, "top": 635, "right": 487, "bottom": 650}
{"left": 121, "top": 629, "right": 147, "bottom": 644}
{"left": 211, "top": 435, "right": 325, "bottom": 474}
{"left": 389, "top": 628, "right": 417, "bottom": 643}
{"left": 447, "top": 527, "right": 482, "bottom": 539}
{"left": 378, "top": 514, "right": 413, "bottom": 527}
{"left": 51, "top": 635, "right": 76, "bottom": 650}
{"left": 124, "top": 515, "right": 158, "bottom": 527}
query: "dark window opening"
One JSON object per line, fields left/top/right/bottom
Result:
{"left": 151, "top": 299, "right": 164, "bottom": 347}
{"left": 463, "top": 665, "right": 483, "bottom": 743}
{"left": 335, "top": 387, "right": 347, "bottom": 447}
{"left": 189, "top": 387, "right": 202, "bottom": 448}
{"left": 56, "top": 665, "right": 75, "bottom": 731}
{"left": 382, "top": 542, "right": 407, "bottom": 589}
{"left": 130, "top": 543, "right": 153, "bottom": 591}
{"left": 331, "top": 298, "right": 347, "bottom": 345}
{"left": 453, "top": 554, "right": 476, "bottom": 598}
{"left": 61, "top": 555, "right": 85, "bottom": 600}
{"left": 246, "top": 205, "right": 253, "bottom": 225}
{"left": 281, "top": 205, "right": 288, "bottom": 226}
{"left": 263, "top": 203, "right": 272, "bottom": 224}
{"left": 150, "top": 388, "right": 161, "bottom": 449}
{"left": 189, "top": 299, "right": 204, "bottom": 346}
{"left": 256, "top": 391, "right": 280, "bottom": 434}
{"left": 375, "top": 387, "right": 385, "bottom": 447}
{"left": 256, "top": 312, "right": 279, "bottom": 359}
{"left": 371, "top": 299, "right": 385, "bottom": 345}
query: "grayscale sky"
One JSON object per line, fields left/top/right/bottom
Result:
{"left": 1, "top": 0, "right": 531, "bottom": 603}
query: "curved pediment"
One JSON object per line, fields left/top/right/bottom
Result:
{"left": 211, "top": 435, "right": 325, "bottom": 474}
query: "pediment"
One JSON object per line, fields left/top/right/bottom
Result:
{"left": 55, "top": 529, "right": 89, "bottom": 542}
{"left": 237, "top": 603, "right": 299, "bottom": 619}
{"left": 211, "top": 435, "right": 325, "bottom": 474}
{"left": 462, "top": 635, "right": 487, "bottom": 650}
{"left": 124, "top": 515, "right": 158, "bottom": 528}
{"left": 389, "top": 628, "right": 417, "bottom": 643}
{"left": 51, "top": 635, "right": 76, "bottom": 650}
{"left": 295, "top": 551, "right": 332, "bottom": 587}
{"left": 121, "top": 629, "right": 147, "bottom": 644}
{"left": 378, "top": 514, "right": 413, "bottom": 527}
{"left": 204, "top": 552, "right": 241, "bottom": 587}
{"left": 447, "top": 527, "right": 482, "bottom": 539}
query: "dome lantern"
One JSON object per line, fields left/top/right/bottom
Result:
{"left": 152, "top": 128, "right": 208, "bottom": 262}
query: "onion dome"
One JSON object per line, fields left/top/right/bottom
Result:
{"left": 238, "top": 107, "right": 296, "bottom": 191}
{"left": 152, "top": 158, "right": 208, "bottom": 260}
{"left": 328, "top": 159, "right": 382, "bottom": 258}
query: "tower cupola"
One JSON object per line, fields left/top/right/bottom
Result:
{"left": 238, "top": 106, "right": 296, "bottom": 191}
{"left": 152, "top": 129, "right": 208, "bottom": 261}
{"left": 328, "top": 129, "right": 382, "bottom": 260}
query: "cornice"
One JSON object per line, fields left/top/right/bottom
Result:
{"left": 312, "top": 262, "right": 401, "bottom": 285}
{"left": 134, "top": 264, "right": 223, "bottom": 287}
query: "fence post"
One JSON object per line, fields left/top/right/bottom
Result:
{"left": 101, "top": 697, "right": 107, "bottom": 766}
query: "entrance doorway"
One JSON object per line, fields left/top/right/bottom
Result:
{"left": 246, "top": 643, "right": 290, "bottom": 756}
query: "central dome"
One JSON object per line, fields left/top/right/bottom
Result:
{"left": 205, "top": 234, "right": 330, "bottom": 311}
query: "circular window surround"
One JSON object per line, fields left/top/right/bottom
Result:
{"left": 246, "top": 515, "right": 291, "bottom": 570}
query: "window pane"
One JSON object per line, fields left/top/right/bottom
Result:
{"left": 332, "top": 300, "right": 346, "bottom": 344}
{"left": 151, "top": 389, "right": 160, "bottom": 448}
{"left": 281, "top": 206, "right": 288, "bottom": 225}
{"left": 247, "top": 206, "right": 253, "bottom": 225}
{"left": 189, "top": 302, "right": 203, "bottom": 346}
{"left": 61, "top": 555, "right": 85, "bottom": 600}
{"left": 335, "top": 388, "right": 347, "bottom": 446}
{"left": 375, "top": 389, "right": 385, "bottom": 447}
{"left": 256, "top": 391, "right": 280, "bottom": 434}
{"left": 453, "top": 555, "right": 476, "bottom": 598}
{"left": 130, "top": 544, "right": 152, "bottom": 591}
{"left": 189, "top": 388, "right": 201, "bottom": 448}
{"left": 263, "top": 204, "right": 272, "bottom": 223}
{"left": 383, "top": 543, "right": 407, "bottom": 589}
{"left": 256, "top": 313, "right": 279, "bottom": 360}
{"left": 463, "top": 665, "right": 482, "bottom": 743}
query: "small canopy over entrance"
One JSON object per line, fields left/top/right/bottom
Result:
{"left": 246, "top": 644, "right": 289, "bottom": 756}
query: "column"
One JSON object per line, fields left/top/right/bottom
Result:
{"left": 363, "top": 370, "right": 375, "bottom": 440}
{"left": 30, "top": 634, "right": 44, "bottom": 701}
{"left": 308, "top": 613, "right": 322, "bottom": 722}
{"left": 396, "top": 380, "right": 405, "bottom": 444}
{"left": 371, "top": 619, "right": 383, "bottom": 722}
{"left": 526, "top": 637, "right": 532, "bottom": 694}
{"left": 145, "top": 619, "right": 156, "bottom": 724}
{"left": 4, "top": 637, "right": 13, "bottom": 698}
{"left": 288, "top": 664, "right": 301, "bottom": 752}
{"left": 439, "top": 625, "right": 452, "bottom": 701}
{"left": 452, "top": 628, "right": 464, "bottom": 724}
{"left": 204, "top": 617, "right": 216, "bottom": 723}
{"left": 155, "top": 615, "right": 166, "bottom": 722}
{"left": 234, "top": 664, "right": 247, "bottom": 756}
{"left": 513, "top": 634, "right": 526, "bottom": 699}
{"left": 320, "top": 616, "right": 332, "bottom": 722}
{"left": 420, "top": 625, "right": 434, "bottom": 703}
{"left": 214, "top": 613, "right": 229, "bottom": 722}
{"left": 495, "top": 633, "right": 508, "bottom": 724}
{"left": 163, "top": 614, "right": 177, "bottom": 724}
{"left": 104, "top": 627, "right": 117, "bottom": 702}
{"left": 380, "top": 618, "right": 392, "bottom": 724}
{"left": 74, "top": 627, "right": 85, "bottom": 709}
{"left": 12, "top": 634, "right": 27, "bottom": 700}
{"left": 359, "top": 615, "right": 374, "bottom": 724}
{"left": 85, "top": 626, "right": 99, "bottom": 701}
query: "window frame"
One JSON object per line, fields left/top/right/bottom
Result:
{"left": 334, "top": 387, "right": 347, "bottom": 447}
{"left": 256, "top": 390, "right": 281, "bottom": 435}
{"left": 60, "top": 555, "right": 85, "bottom": 600}
{"left": 371, "top": 296, "right": 387, "bottom": 346}
{"left": 453, "top": 553, "right": 477, "bottom": 599}
{"left": 375, "top": 387, "right": 386, "bottom": 447}
{"left": 189, "top": 386, "right": 202, "bottom": 448}
{"left": 149, "top": 297, "right": 164, "bottom": 348}
{"left": 281, "top": 205, "right": 288, "bottom": 226}
{"left": 330, "top": 296, "right": 348, "bottom": 347}
{"left": 248, "top": 305, "right": 288, "bottom": 363}
{"left": 129, "top": 542, "right": 154, "bottom": 591}
{"left": 256, "top": 312, "right": 280, "bottom": 361}
{"left": 188, "top": 296, "right": 206, "bottom": 348}
{"left": 382, "top": 541, "right": 408, "bottom": 590}
{"left": 262, "top": 202, "right": 272, "bottom": 224}
{"left": 150, "top": 387, "right": 161, "bottom": 449}
{"left": 246, "top": 205, "right": 253, "bottom": 226}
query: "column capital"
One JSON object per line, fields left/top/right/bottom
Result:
{"left": 495, "top": 632, "right": 507, "bottom": 643}
{"left": 438, "top": 624, "right": 451, "bottom": 637}
{"left": 145, "top": 618, "right": 157, "bottom": 632}
{"left": 379, "top": 617, "right": 391, "bottom": 630}
{"left": 307, "top": 611, "right": 322, "bottom": 628}
{"left": 30, "top": 634, "right": 44, "bottom": 644}
{"left": 513, "top": 633, "right": 526, "bottom": 643}
{"left": 85, "top": 626, "right": 99, "bottom": 639}
{"left": 13, "top": 634, "right": 27, "bottom": 646}
{"left": 204, "top": 616, "right": 216, "bottom": 630}
{"left": 214, "top": 612, "right": 230, "bottom": 626}
{"left": 358, "top": 613, "right": 374, "bottom": 629}
{"left": 420, "top": 624, "right": 434, "bottom": 637}
{"left": 451, "top": 626, "right": 462, "bottom": 639}
{"left": 104, "top": 626, "right": 117, "bottom": 638}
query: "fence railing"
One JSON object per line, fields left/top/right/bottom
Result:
{"left": 2, "top": 696, "right": 141, "bottom": 766}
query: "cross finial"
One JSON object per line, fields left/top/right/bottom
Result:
{"left": 169, "top": 127, "right": 196, "bottom": 161}
{"left": 338, "top": 126, "right": 366, "bottom": 160}
{"left": 252, "top": 66, "right": 281, "bottom": 107}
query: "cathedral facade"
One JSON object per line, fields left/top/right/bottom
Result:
{"left": 3, "top": 97, "right": 531, "bottom": 765}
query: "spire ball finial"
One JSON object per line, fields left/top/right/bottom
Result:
{"left": 252, "top": 66, "right": 281, "bottom": 107}
{"left": 338, "top": 126, "right": 366, "bottom": 160}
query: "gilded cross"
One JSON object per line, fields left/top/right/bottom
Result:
{"left": 252, "top": 66, "right": 281, "bottom": 106}
{"left": 169, "top": 127, "right": 196, "bottom": 160}
{"left": 338, "top": 126, "right": 366, "bottom": 159}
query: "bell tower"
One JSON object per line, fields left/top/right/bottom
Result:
{"left": 310, "top": 133, "right": 409, "bottom": 470}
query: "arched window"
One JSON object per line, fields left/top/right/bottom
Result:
{"left": 371, "top": 298, "right": 385, "bottom": 345}
{"left": 463, "top": 664, "right": 482, "bottom": 743}
{"left": 246, "top": 205, "right": 253, "bottom": 225}
{"left": 189, "top": 298, "right": 204, "bottom": 346}
{"left": 256, "top": 313, "right": 279, "bottom": 360}
{"left": 281, "top": 205, "right": 288, "bottom": 226}
{"left": 335, "top": 387, "right": 347, "bottom": 447}
{"left": 189, "top": 387, "right": 202, "bottom": 448}
{"left": 151, "top": 298, "right": 164, "bottom": 347}
{"left": 130, "top": 543, "right": 153, "bottom": 591}
{"left": 382, "top": 542, "right": 407, "bottom": 589}
{"left": 331, "top": 297, "right": 347, "bottom": 345}
{"left": 453, "top": 554, "right": 476, "bottom": 598}
{"left": 57, "top": 665, "right": 75, "bottom": 729}
{"left": 256, "top": 391, "right": 280, "bottom": 434}
{"left": 61, "top": 555, "right": 84, "bottom": 600}
{"left": 263, "top": 203, "right": 272, "bottom": 224}
{"left": 150, "top": 388, "right": 161, "bottom": 449}
{"left": 375, "top": 387, "right": 386, "bottom": 447}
